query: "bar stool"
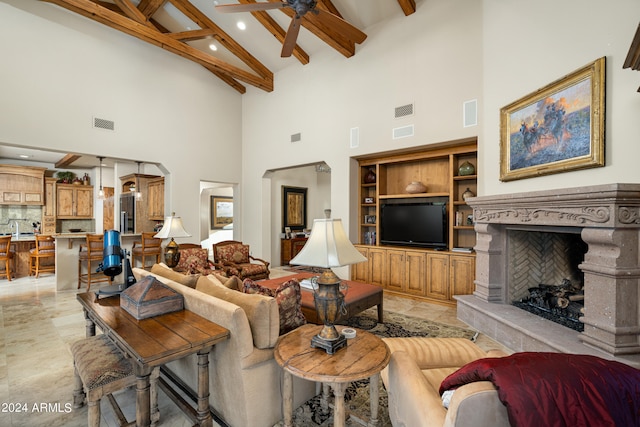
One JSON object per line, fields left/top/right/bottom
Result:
{"left": 0, "top": 236, "right": 14, "bottom": 281}
{"left": 71, "top": 334, "right": 159, "bottom": 427}
{"left": 29, "top": 234, "right": 56, "bottom": 278}
{"left": 78, "top": 234, "right": 112, "bottom": 292}
{"left": 131, "top": 232, "right": 162, "bottom": 270}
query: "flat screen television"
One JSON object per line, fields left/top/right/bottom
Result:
{"left": 380, "top": 202, "right": 447, "bottom": 249}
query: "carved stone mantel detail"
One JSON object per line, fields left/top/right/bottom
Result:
{"left": 460, "top": 183, "right": 640, "bottom": 361}
{"left": 473, "top": 206, "right": 610, "bottom": 225}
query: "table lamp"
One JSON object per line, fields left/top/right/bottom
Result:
{"left": 154, "top": 212, "right": 191, "bottom": 268}
{"left": 290, "top": 217, "right": 367, "bottom": 354}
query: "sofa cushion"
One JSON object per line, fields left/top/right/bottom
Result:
{"left": 217, "top": 243, "right": 250, "bottom": 264}
{"left": 243, "top": 278, "right": 306, "bottom": 335}
{"left": 196, "top": 275, "right": 279, "bottom": 349}
{"left": 150, "top": 263, "right": 199, "bottom": 288}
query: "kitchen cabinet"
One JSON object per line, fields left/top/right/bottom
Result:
{"left": 147, "top": 177, "right": 165, "bottom": 221}
{"left": 0, "top": 165, "right": 46, "bottom": 205}
{"left": 56, "top": 184, "right": 93, "bottom": 218}
{"left": 42, "top": 177, "right": 57, "bottom": 234}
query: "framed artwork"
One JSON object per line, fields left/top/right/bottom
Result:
{"left": 211, "top": 196, "right": 233, "bottom": 229}
{"left": 282, "top": 186, "right": 307, "bottom": 232}
{"left": 500, "top": 57, "right": 605, "bottom": 181}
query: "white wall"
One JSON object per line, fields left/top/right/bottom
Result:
{"left": 482, "top": 0, "right": 640, "bottom": 196}
{"left": 242, "top": 0, "right": 484, "bottom": 259}
{"left": 0, "top": 1, "right": 243, "bottom": 241}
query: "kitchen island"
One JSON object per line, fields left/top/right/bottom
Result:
{"left": 54, "top": 233, "right": 141, "bottom": 291}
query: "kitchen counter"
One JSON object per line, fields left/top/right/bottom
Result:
{"left": 54, "top": 233, "right": 142, "bottom": 291}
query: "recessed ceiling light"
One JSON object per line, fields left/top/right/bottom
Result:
{"left": 237, "top": 21, "right": 246, "bottom": 30}
{"left": 209, "top": 43, "right": 218, "bottom": 51}
{"left": 18, "top": 154, "right": 30, "bottom": 159}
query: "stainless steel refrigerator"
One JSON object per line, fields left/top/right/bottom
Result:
{"left": 120, "top": 193, "right": 135, "bottom": 234}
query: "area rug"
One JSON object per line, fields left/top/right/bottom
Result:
{"left": 273, "top": 310, "right": 476, "bottom": 426}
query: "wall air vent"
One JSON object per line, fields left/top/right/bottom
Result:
{"left": 394, "top": 103, "right": 414, "bottom": 118}
{"left": 392, "top": 124, "right": 414, "bottom": 139}
{"left": 290, "top": 132, "right": 301, "bottom": 143}
{"left": 93, "top": 117, "right": 115, "bottom": 131}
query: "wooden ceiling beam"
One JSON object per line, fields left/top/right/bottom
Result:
{"left": 55, "top": 154, "right": 81, "bottom": 168}
{"left": 397, "top": 0, "right": 416, "bottom": 16}
{"left": 169, "top": 28, "right": 217, "bottom": 42}
{"left": 137, "top": 0, "right": 167, "bottom": 18}
{"left": 41, "top": 0, "right": 273, "bottom": 92}
{"left": 112, "top": 0, "right": 156, "bottom": 29}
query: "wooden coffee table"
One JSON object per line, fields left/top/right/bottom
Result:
{"left": 275, "top": 324, "right": 390, "bottom": 427}
{"left": 260, "top": 272, "right": 384, "bottom": 324}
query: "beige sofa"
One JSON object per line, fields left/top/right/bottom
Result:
{"left": 381, "top": 337, "right": 510, "bottom": 427}
{"left": 133, "top": 266, "right": 316, "bottom": 427}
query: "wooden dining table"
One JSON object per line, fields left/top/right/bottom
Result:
{"left": 76, "top": 292, "right": 229, "bottom": 427}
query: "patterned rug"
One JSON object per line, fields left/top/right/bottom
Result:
{"left": 273, "top": 309, "right": 476, "bottom": 426}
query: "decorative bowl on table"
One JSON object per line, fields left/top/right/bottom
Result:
{"left": 68, "top": 228, "right": 83, "bottom": 233}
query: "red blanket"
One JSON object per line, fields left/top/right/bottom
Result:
{"left": 439, "top": 352, "right": 640, "bottom": 427}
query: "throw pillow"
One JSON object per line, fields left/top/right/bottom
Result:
{"left": 243, "top": 278, "right": 306, "bottom": 335}
{"left": 150, "top": 263, "right": 199, "bottom": 288}
{"left": 212, "top": 272, "right": 242, "bottom": 291}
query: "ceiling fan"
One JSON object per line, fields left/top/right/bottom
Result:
{"left": 215, "top": 0, "right": 367, "bottom": 58}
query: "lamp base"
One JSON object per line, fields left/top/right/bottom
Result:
{"left": 311, "top": 333, "right": 347, "bottom": 355}
{"left": 164, "top": 238, "right": 181, "bottom": 268}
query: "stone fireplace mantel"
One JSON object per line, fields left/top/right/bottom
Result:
{"left": 457, "top": 183, "right": 640, "bottom": 367}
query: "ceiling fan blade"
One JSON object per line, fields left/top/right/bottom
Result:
{"left": 281, "top": 16, "right": 302, "bottom": 57}
{"left": 311, "top": 9, "right": 367, "bottom": 44}
{"left": 215, "top": 2, "right": 287, "bottom": 14}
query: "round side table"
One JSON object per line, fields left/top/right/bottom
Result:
{"left": 275, "top": 324, "right": 390, "bottom": 427}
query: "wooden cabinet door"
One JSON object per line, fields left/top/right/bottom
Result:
{"left": 368, "top": 248, "right": 387, "bottom": 287}
{"left": 405, "top": 250, "right": 426, "bottom": 296}
{"left": 147, "top": 178, "right": 164, "bottom": 220}
{"left": 426, "top": 253, "right": 449, "bottom": 300}
{"left": 42, "top": 178, "right": 56, "bottom": 234}
{"left": 75, "top": 187, "right": 93, "bottom": 217}
{"left": 386, "top": 249, "right": 405, "bottom": 292}
{"left": 56, "top": 186, "right": 75, "bottom": 218}
{"left": 450, "top": 255, "right": 475, "bottom": 297}
{"left": 351, "top": 246, "right": 369, "bottom": 282}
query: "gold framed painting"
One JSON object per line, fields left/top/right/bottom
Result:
{"left": 282, "top": 186, "right": 307, "bottom": 232}
{"left": 211, "top": 196, "right": 233, "bottom": 229}
{"left": 500, "top": 57, "right": 605, "bottom": 181}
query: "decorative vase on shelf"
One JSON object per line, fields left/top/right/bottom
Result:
{"left": 462, "top": 188, "right": 476, "bottom": 200}
{"left": 406, "top": 181, "right": 427, "bottom": 194}
{"left": 458, "top": 161, "right": 476, "bottom": 176}
{"left": 363, "top": 168, "right": 376, "bottom": 184}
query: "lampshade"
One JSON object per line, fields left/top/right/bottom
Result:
{"left": 154, "top": 214, "right": 191, "bottom": 239}
{"left": 290, "top": 218, "right": 366, "bottom": 268}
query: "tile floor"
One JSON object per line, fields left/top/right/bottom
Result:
{"left": 0, "top": 269, "right": 510, "bottom": 426}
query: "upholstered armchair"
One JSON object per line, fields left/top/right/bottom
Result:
{"left": 381, "top": 337, "right": 509, "bottom": 427}
{"left": 212, "top": 240, "right": 270, "bottom": 280}
{"left": 173, "top": 243, "right": 216, "bottom": 275}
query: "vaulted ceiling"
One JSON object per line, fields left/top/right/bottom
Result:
{"left": 41, "top": 0, "right": 416, "bottom": 93}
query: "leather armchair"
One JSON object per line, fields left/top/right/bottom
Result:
{"left": 381, "top": 337, "right": 510, "bottom": 427}
{"left": 212, "top": 240, "right": 270, "bottom": 280}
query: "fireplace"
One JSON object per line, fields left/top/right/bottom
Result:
{"left": 457, "top": 184, "right": 640, "bottom": 367}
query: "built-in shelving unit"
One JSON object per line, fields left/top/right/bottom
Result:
{"left": 352, "top": 139, "right": 478, "bottom": 306}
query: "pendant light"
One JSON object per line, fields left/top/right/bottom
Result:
{"left": 135, "top": 161, "right": 143, "bottom": 201}
{"left": 97, "top": 156, "right": 105, "bottom": 200}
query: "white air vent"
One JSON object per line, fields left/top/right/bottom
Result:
{"left": 350, "top": 127, "right": 359, "bottom": 148}
{"left": 463, "top": 99, "right": 478, "bottom": 127}
{"left": 394, "top": 103, "right": 414, "bottom": 118}
{"left": 290, "top": 132, "right": 301, "bottom": 143}
{"left": 93, "top": 117, "right": 115, "bottom": 131}
{"left": 392, "top": 124, "right": 414, "bottom": 139}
